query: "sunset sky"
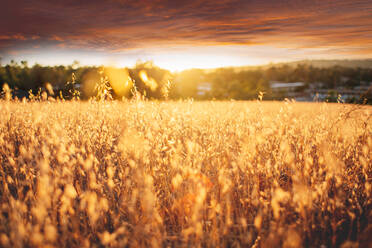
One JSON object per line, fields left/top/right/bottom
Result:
{"left": 1, "top": 0, "right": 372, "bottom": 71}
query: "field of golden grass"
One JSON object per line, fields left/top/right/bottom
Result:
{"left": 0, "top": 100, "right": 371, "bottom": 247}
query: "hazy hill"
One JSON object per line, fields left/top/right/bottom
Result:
{"left": 203, "top": 59, "right": 372, "bottom": 73}
{"left": 282, "top": 59, "right": 372, "bottom": 69}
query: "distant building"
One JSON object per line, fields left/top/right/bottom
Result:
{"left": 269, "top": 81, "right": 309, "bottom": 100}
{"left": 197, "top": 82, "right": 212, "bottom": 96}
{"left": 270, "top": 81, "right": 305, "bottom": 93}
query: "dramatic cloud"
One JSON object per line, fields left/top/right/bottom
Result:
{"left": 1, "top": 0, "right": 372, "bottom": 66}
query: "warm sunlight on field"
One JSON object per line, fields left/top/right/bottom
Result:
{"left": 0, "top": 100, "right": 371, "bottom": 247}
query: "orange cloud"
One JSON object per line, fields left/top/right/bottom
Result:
{"left": 0, "top": 34, "right": 27, "bottom": 40}
{"left": 1, "top": 0, "right": 372, "bottom": 59}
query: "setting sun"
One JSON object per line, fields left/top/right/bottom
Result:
{"left": 145, "top": 47, "right": 263, "bottom": 71}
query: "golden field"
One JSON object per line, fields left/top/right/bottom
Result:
{"left": 0, "top": 100, "right": 371, "bottom": 247}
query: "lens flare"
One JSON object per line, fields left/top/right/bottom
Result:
{"left": 82, "top": 70, "right": 100, "bottom": 97}
{"left": 105, "top": 68, "right": 133, "bottom": 97}
{"left": 139, "top": 70, "right": 158, "bottom": 92}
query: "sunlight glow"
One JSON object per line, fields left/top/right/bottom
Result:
{"left": 152, "top": 53, "right": 248, "bottom": 71}
{"left": 144, "top": 46, "right": 266, "bottom": 71}
{"left": 105, "top": 68, "right": 133, "bottom": 97}
{"left": 139, "top": 70, "right": 158, "bottom": 91}
{"left": 4, "top": 45, "right": 367, "bottom": 72}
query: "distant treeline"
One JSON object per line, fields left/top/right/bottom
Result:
{"left": 179, "top": 64, "right": 372, "bottom": 101}
{"left": 1, "top": 60, "right": 372, "bottom": 101}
